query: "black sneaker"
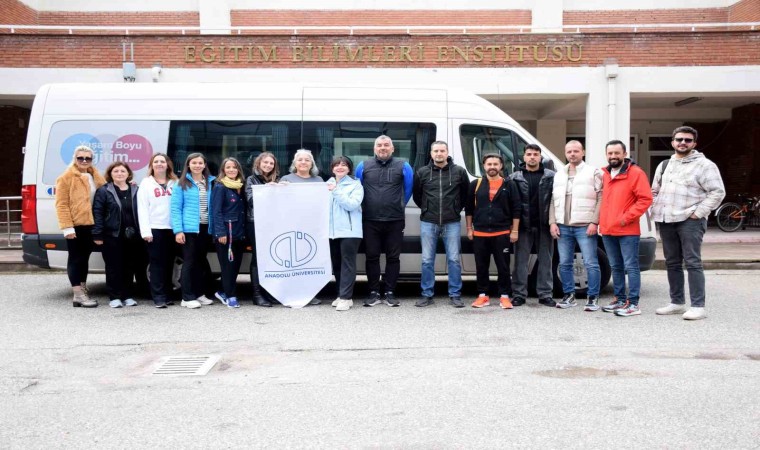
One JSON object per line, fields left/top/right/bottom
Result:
{"left": 364, "top": 291, "right": 382, "bottom": 307}
{"left": 415, "top": 296, "right": 434, "bottom": 307}
{"left": 384, "top": 291, "right": 400, "bottom": 307}
{"left": 538, "top": 297, "right": 556, "bottom": 307}
{"left": 584, "top": 295, "right": 600, "bottom": 312}
{"left": 450, "top": 296, "right": 465, "bottom": 308}
{"left": 556, "top": 293, "right": 577, "bottom": 309}
{"left": 511, "top": 297, "right": 526, "bottom": 307}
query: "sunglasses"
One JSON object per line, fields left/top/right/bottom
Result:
{"left": 673, "top": 138, "right": 694, "bottom": 143}
{"left": 76, "top": 156, "right": 93, "bottom": 162}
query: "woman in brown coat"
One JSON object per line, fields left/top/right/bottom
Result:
{"left": 55, "top": 145, "right": 106, "bottom": 307}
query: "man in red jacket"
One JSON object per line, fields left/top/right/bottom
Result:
{"left": 599, "top": 140, "right": 653, "bottom": 317}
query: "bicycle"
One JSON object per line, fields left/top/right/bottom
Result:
{"left": 715, "top": 193, "right": 760, "bottom": 232}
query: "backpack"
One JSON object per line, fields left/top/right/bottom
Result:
{"left": 656, "top": 158, "right": 670, "bottom": 187}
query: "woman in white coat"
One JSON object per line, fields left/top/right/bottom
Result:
{"left": 137, "top": 153, "right": 178, "bottom": 308}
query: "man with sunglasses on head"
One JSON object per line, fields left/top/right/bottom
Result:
{"left": 651, "top": 126, "right": 725, "bottom": 321}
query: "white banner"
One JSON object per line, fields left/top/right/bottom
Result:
{"left": 253, "top": 183, "right": 332, "bottom": 308}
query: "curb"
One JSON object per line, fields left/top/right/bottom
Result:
{"left": 0, "top": 262, "right": 45, "bottom": 273}
{"left": 652, "top": 261, "right": 760, "bottom": 270}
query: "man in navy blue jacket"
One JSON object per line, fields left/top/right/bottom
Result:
{"left": 355, "top": 135, "right": 414, "bottom": 307}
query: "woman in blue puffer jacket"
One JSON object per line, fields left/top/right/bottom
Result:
{"left": 327, "top": 156, "right": 364, "bottom": 311}
{"left": 171, "top": 152, "right": 215, "bottom": 310}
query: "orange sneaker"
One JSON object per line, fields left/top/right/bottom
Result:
{"left": 471, "top": 295, "right": 490, "bottom": 308}
{"left": 500, "top": 295, "right": 513, "bottom": 309}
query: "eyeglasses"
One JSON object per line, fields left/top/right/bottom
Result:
{"left": 76, "top": 156, "right": 93, "bottom": 162}
{"left": 673, "top": 138, "right": 694, "bottom": 143}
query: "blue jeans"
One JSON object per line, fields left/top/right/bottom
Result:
{"left": 601, "top": 235, "right": 641, "bottom": 305}
{"left": 420, "top": 221, "right": 462, "bottom": 298}
{"left": 557, "top": 224, "right": 601, "bottom": 296}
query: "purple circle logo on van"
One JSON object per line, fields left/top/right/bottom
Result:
{"left": 113, "top": 134, "right": 152, "bottom": 170}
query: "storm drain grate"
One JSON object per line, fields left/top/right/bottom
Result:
{"left": 152, "top": 355, "right": 220, "bottom": 376}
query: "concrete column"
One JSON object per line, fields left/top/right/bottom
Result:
{"left": 536, "top": 119, "right": 567, "bottom": 160}
{"left": 584, "top": 86, "right": 609, "bottom": 169}
{"left": 199, "top": 0, "right": 231, "bottom": 34}
{"left": 531, "top": 0, "right": 563, "bottom": 32}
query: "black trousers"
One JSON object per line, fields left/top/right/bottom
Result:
{"left": 330, "top": 238, "right": 361, "bottom": 300}
{"left": 216, "top": 239, "right": 244, "bottom": 298}
{"left": 245, "top": 222, "right": 261, "bottom": 287}
{"left": 147, "top": 228, "right": 176, "bottom": 304}
{"left": 473, "top": 234, "right": 512, "bottom": 296}
{"left": 66, "top": 225, "right": 93, "bottom": 287}
{"left": 102, "top": 234, "right": 145, "bottom": 300}
{"left": 363, "top": 219, "right": 404, "bottom": 293}
{"left": 180, "top": 224, "right": 212, "bottom": 301}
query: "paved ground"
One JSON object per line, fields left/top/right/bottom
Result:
{"left": 0, "top": 270, "right": 758, "bottom": 448}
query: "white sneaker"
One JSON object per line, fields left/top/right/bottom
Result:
{"left": 656, "top": 303, "right": 688, "bottom": 315}
{"left": 124, "top": 298, "right": 137, "bottom": 307}
{"left": 683, "top": 307, "right": 707, "bottom": 320}
{"left": 196, "top": 295, "right": 214, "bottom": 305}
{"left": 336, "top": 299, "right": 351, "bottom": 311}
{"left": 181, "top": 300, "right": 202, "bottom": 309}
{"left": 109, "top": 299, "right": 123, "bottom": 308}
{"left": 331, "top": 297, "right": 341, "bottom": 307}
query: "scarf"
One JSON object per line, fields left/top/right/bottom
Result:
{"left": 218, "top": 176, "right": 243, "bottom": 190}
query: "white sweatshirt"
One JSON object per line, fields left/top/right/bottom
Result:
{"left": 137, "top": 176, "right": 176, "bottom": 238}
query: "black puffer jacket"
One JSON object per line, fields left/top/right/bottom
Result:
{"left": 412, "top": 157, "right": 470, "bottom": 225}
{"left": 464, "top": 177, "right": 522, "bottom": 233}
{"left": 510, "top": 163, "right": 555, "bottom": 230}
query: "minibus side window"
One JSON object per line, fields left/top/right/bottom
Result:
{"left": 460, "top": 125, "right": 518, "bottom": 177}
{"left": 302, "top": 122, "right": 436, "bottom": 179}
{"left": 168, "top": 121, "right": 301, "bottom": 177}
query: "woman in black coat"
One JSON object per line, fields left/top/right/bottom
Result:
{"left": 93, "top": 162, "right": 146, "bottom": 308}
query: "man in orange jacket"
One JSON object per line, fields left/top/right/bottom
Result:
{"left": 599, "top": 140, "right": 653, "bottom": 317}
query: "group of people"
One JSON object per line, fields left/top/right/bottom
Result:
{"left": 410, "top": 125, "right": 724, "bottom": 321}
{"left": 54, "top": 126, "right": 725, "bottom": 320}
{"left": 54, "top": 144, "right": 365, "bottom": 311}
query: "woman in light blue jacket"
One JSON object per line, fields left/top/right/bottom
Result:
{"left": 171, "top": 152, "right": 216, "bottom": 309}
{"left": 327, "top": 156, "right": 364, "bottom": 311}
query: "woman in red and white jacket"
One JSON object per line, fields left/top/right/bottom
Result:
{"left": 137, "top": 153, "right": 178, "bottom": 308}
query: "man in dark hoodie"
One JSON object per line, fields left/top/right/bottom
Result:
{"left": 355, "top": 135, "right": 414, "bottom": 307}
{"left": 412, "top": 141, "right": 470, "bottom": 308}
{"left": 510, "top": 144, "right": 556, "bottom": 307}
{"left": 465, "top": 153, "right": 521, "bottom": 309}
{"left": 598, "top": 140, "right": 652, "bottom": 317}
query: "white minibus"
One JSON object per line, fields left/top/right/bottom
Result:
{"left": 21, "top": 83, "right": 657, "bottom": 296}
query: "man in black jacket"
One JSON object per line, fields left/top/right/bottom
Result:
{"left": 412, "top": 141, "right": 470, "bottom": 308}
{"left": 465, "top": 153, "right": 521, "bottom": 309}
{"left": 509, "top": 144, "right": 556, "bottom": 307}
{"left": 355, "top": 135, "right": 414, "bottom": 307}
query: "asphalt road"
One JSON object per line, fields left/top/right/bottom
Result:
{"left": 0, "top": 271, "right": 758, "bottom": 449}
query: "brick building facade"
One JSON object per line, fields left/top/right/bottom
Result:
{"left": 0, "top": 0, "right": 759, "bottom": 198}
